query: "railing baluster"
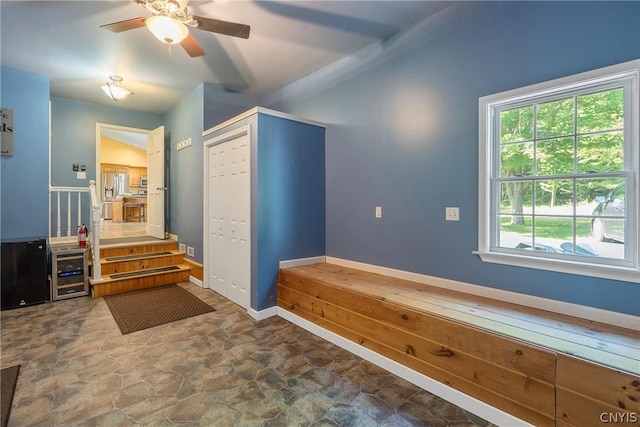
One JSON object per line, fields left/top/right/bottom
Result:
{"left": 66, "top": 192, "right": 72, "bottom": 237}
{"left": 57, "top": 192, "right": 61, "bottom": 238}
{"left": 77, "top": 192, "right": 82, "bottom": 229}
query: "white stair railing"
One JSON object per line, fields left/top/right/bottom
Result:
{"left": 49, "top": 185, "right": 90, "bottom": 241}
{"left": 49, "top": 180, "right": 103, "bottom": 282}
{"left": 88, "top": 180, "right": 102, "bottom": 282}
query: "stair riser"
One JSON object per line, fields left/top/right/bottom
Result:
{"left": 101, "top": 255, "right": 185, "bottom": 275}
{"left": 92, "top": 270, "right": 190, "bottom": 297}
{"left": 100, "top": 242, "right": 178, "bottom": 258}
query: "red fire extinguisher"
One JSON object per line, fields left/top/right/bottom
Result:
{"left": 78, "top": 224, "right": 87, "bottom": 247}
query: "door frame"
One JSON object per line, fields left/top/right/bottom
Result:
{"left": 203, "top": 125, "right": 251, "bottom": 300}
{"left": 95, "top": 123, "right": 152, "bottom": 226}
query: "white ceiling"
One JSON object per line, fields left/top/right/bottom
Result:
{"left": 1, "top": 1, "right": 452, "bottom": 115}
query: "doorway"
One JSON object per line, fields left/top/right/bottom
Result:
{"left": 95, "top": 123, "right": 151, "bottom": 238}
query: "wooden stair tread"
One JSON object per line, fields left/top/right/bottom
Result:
{"left": 100, "top": 250, "right": 184, "bottom": 264}
{"left": 93, "top": 264, "right": 191, "bottom": 284}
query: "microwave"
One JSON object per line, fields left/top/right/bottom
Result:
{"left": 140, "top": 177, "right": 147, "bottom": 187}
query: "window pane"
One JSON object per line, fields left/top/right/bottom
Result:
{"left": 577, "top": 88, "right": 624, "bottom": 133}
{"left": 575, "top": 176, "right": 624, "bottom": 208}
{"left": 536, "top": 137, "right": 574, "bottom": 176}
{"left": 500, "top": 142, "right": 533, "bottom": 177}
{"left": 500, "top": 106, "right": 533, "bottom": 143}
{"left": 577, "top": 131, "right": 623, "bottom": 173}
{"left": 498, "top": 215, "right": 532, "bottom": 249}
{"left": 536, "top": 97, "right": 574, "bottom": 138}
{"left": 535, "top": 180, "right": 573, "bottom": 214}
{"left": 500, "top": 181, "right": 532, "bottom": 216}
{"left": 577, "top": 178, "right": 626, "bottom": 259}
{"left": 533, "top": 216, "right": 573, "bottom": 241}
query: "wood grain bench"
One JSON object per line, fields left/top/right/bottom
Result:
{"left": 277, "top": 262, "right": 640, "bottom": 427}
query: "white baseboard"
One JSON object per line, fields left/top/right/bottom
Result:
{"left": 248, "top": 306, "right": 278, "bottom": 321}
{"left": 326, "top": 257, "right": 639, "bottom": 330}
{"left": 168, "top": 233, "right": 178, "bottom": 241}
{"left": 279, "top": 255, "right": 326, "bottom": 269}
{"left": 189, "top": 276, "right": 203, "bottom": 287}
{"left": 277, "top": 308, "right": 531, "bottom": 427}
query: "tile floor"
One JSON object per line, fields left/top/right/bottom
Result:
{"left": 1, "top": 283, "right": 494, "bottom": 427}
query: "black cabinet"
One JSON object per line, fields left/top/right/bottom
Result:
{"left": 1, "top": 238, "right": 48, "bottom": 310}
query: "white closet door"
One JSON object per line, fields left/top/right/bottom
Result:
{"left": 208, "top": 144, "right": 227, "bottom": 297}
{"left": 227, "top": 138, "right": 250, "bottom": 308}
{"left": 207, "top": 131, "right": 251, "bottom": 309}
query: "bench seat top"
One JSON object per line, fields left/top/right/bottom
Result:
{"left": 282, "top": 262, "right": 640, "bottom": 376}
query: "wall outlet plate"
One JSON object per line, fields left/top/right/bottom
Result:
{"left": 445, "top": 207, "right": 460, "bottom": 221}
{"left": 77, "top": 171, "right": 86, "bottom": 179}
{"left": 375, "top": 206, "right": 382, "bottom": 218}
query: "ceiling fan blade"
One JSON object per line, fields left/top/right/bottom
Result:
{"left": 100, "top": 17, "right": 147, "bottom": 33}
{"left": 181, "top": 33, "right": 205, "bottom": 57}
{"left": 192, "top": 16, "right": 250, "bottom": 39}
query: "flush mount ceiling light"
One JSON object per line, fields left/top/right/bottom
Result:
{"left": 101, "top": 75, "right": 133, "bottom": 101}
{"left": 145, "top": 15, "right": 189, "bottom": 45}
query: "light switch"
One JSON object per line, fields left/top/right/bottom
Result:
{"left": 77, "top": 171, "right": 86, "bottom": 179}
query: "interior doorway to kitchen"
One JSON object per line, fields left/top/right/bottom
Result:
{"left": 96, "top": 123, "right": 151, "bottom": 238}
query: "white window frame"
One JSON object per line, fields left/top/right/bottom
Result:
{"left": 478, "top": 60, "right": 640, "bottom": 283}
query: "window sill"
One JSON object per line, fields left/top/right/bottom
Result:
{"left": 474, "top": 250, "right": 640, "bottom": 284}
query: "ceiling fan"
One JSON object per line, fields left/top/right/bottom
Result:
{"left": 100, "top": 0, "right": 250, "bottom": 57}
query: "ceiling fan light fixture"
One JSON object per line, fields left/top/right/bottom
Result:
{"left": 146, "top": 15, "right": 188, "bottom": 45}
{"left": 101, "top": 75, "right": 132, "bottom": 101}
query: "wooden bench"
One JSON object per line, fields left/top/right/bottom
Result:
{"left": 277, "top": 262, "right": 640, "bottom": 427}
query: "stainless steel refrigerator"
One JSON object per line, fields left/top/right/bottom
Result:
{"left": 101, "top": 173, "right": 129, "bottom": 219}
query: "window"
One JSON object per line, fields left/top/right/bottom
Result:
{"left": 478, "top": 60, "right": 639, "bottom": 283}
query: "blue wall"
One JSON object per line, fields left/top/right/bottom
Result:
{"left": 256, "top": 113, "right": 326, "bottom": 309}
{"left": 0, "top": 67, "right": 50, "bottom": 241}
{"left": 162, "top": 84, "right": 204, "bottom": 261}
{"left": 264, "top": 1, "right": 640, "bottom": 315}
{"left": 51, "top": 97, "right": 161, "bottom": 188}
{"left": 164, "top": 83, "right": 259, "bottom": 263}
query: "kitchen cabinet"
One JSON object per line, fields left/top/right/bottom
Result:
{"left": 203, "top": 107, "right": 325, "bottom": 312}
{"left": 141, "top": 168, "right": 147, "bottom": 179}
{"left": 101, "top": 163, "right": 115, "bottom": 173}
{"left": 112, "top": 198, "right": 124, "bottom": 222}
{"left": 129, "top": 167, "right": 141, "bottom": 186}
{"left": 115, "top": 165, "right": 129, "bottom": 174}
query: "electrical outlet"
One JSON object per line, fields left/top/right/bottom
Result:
{"left": 76, "top": 171, "right": 86, "bottom": 179}
{"left": 375, "top": 206, "right": 382, "bottom": 218}
{"left": 187, "top": 246, "right": 195, "bottom": 257}
{"left": 179, "top": 243, "right": 186, "bottom": 253}
{"left": 445, "top": 207, "right": 460, "bottom": 221}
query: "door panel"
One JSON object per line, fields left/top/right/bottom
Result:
{"left": 209, "top": 145, "right": 227, "bottom": 296}
{"left": 146, "top": 126, "right": 165, "bottom": 239}
{"left": 207, "top": 132, "right": 251, "bottom": 309}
